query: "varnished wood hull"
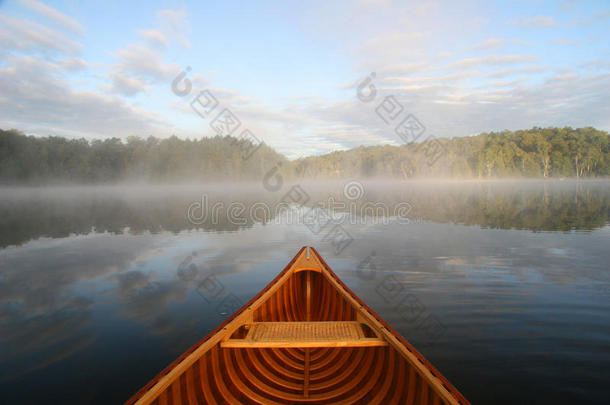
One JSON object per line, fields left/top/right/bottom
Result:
{"left": 126, "top": 247, "right": 469, "bottom": 405}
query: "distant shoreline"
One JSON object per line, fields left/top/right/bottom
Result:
{"left": 1, "top": 126, "right": 609, "bottom": 183}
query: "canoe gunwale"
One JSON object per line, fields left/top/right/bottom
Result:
{"left": 124, "top": 246, "right": 470, "bottom": 405}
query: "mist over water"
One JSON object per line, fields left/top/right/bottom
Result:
{"left": 0, "top": 180, "right": 609, "bottom": 404}
{"left": 1, "top": 180, "right": 608, "bottom": 247}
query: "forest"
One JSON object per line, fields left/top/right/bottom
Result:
{"left": 0, "top": 126, "right": 608, "bottom": 183}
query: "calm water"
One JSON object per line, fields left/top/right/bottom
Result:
{"left": 0, "top": 180, "right": 609, "bottom": 404}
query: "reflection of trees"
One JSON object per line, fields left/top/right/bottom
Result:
{"left": 0, "top": 191, "right": 280, "bottom": 248}
{"left": 0, "top": 182, "right": 608, "bottom": 248}
{"left": 314, "top": 181, "right": 610, "bottom": 232}
{"left": 402, "top": 181, "right": 610, "bottom": 231}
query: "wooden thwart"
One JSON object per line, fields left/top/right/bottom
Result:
{"left": 221, "top": 321, "right": 388, "bottom": 348}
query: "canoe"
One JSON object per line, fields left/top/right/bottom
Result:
{"left": 126, "top": 247, "right": 469, "bottom": 405}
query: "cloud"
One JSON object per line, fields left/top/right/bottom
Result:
{"left": 580, "top": 59, "right": 610, "bottom": 70}
{"left": 207, "top": 87, "right": 252, "bottom": 104}
{"left": 257, "top": 67, "right": 610, "bottom": 156}
{"left": 357, "top": 0, "right": 393, "bottom": 6}
{"left": 115, "top": 44, "right": 179, "bottom": 82}
{"left": 551, "top": 38, "right": 578, "bottom": 45}
{"left": 362, "top": 31, "right": 429, "bottom": 48}
{"left": 0, "top": 4, "right": 177, "bottom": 139}
{"left": 377, "top": 62, "right": 430, "bottom": 75}
{"left": 0, "top": 54, "right": 168, "bottom": 138}
{"left": 108, "top": 71, "right": 148, "bottom": 96}
{"left": 19, "top": 0, "right": 84, "bottom": 35}
{"left": 570, "top": 8, "right": 610, "bottom": 26}
{"left": 0, "top": 14, "right": 81, "bottom": 55}
{"left": 156, "top": 9, "right": 191, "bottom": 48}
{"left": 487, "top": 65, "right": 547, "bottom": 78}
{"left": 139, "top": 29, "right": 168, "bottom": 48}
{"left": 101, "top": 8, "right": 192, "bottom": 96}
{"left": 436, "top": 51, "right": 454, "bottom": 59}
{"left": 509, "top": 16, "right": 559, "bottom": 28}
{"left": 447, "top": 54, "right": 539, "bottom": 70}
{"left": 169, "top": 56, "right": 609, "bottom": 157}
{"left": 357, "top": 31, "right": 430, "bottom": 66}
{"left": 60, "top": 57, "right": 88, "bottom": 71}
{"left": 103, "top": 43, "right": 181, "bottom": 96}
{"left": 473, "top": 38, "right": 504, "bottom": 50}
{"left": 382, "top": 72, "right": 472, "bottom": 86}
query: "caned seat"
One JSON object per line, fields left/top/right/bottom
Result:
{"left": 221, "top": 321, "right": 388, "bottom": 348}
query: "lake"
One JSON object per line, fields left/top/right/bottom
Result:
{"left": 0, "top": 180, "right": 609, "bottom": 404}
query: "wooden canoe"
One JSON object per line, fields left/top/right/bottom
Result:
{"left": 126, "top": 247, "right": 469, "bottom": 405}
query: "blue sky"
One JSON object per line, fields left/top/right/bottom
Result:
{"left": 0, "top": 0, "right": 608, "bottom": 158}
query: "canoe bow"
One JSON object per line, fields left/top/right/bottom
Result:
{"left": 125, "top": 246, "right": 469, "bottom": 405}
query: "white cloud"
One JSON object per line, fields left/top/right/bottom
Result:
{"left": 19, "top": 0, "right": 84, "bottom": 35}
{"left": 436, "top": 51, "right": 454, "bottom": 59}
{"left": 108, "top": 72, "right": 148, "bottom": 96}
{"left": 551, "top": 38, "right": 578, "bottom": 45}
{"left": 377, "top": 62, "right": 430, "bottom": 75}
{"left": 114, "top": 44, "right": 179, "bottom": 82}
{"left": 156, "top": 9, "right": 191, "bottom": 48}
{"left": 447, "top": 54, "right": 538, "bottom": 70}
{"left": 60, "top": 57, "right": 88, "bottom": 71}
{"left": 570, "top": 8, "right": 610, "bottom": 26}
{"left": 487, "top": 65, "right": 547, "bottom": 78}
{"left": 509, "top": 16, "right": 559, "bottom": 28}
{"left": 362, "top": 31, "right": 429, "bottom": 48}
{"left": 103, "top": 43, "right": 182, "bottom": 96}
{"left": 207, "top": 88, "right": 252, "bottom": 105}
{"left": 0, "top": 14, "right": 81, "bottom": 55}
{"left": 102, "top": 8, "right": 192, "bottom": 97}
{"left": 358, "top": 31, "right": 429, "bottom": 61}
{"left": 0, "top": 55, "right": 168, "bottom": 138}
{"left": 138, "top": 29, "right": 168, "bottom": 48}
{"left": 473, "top": 38, "right": 504, "bottom": 50}
{"left": 580, "top": 59, "right": 610, "bottom": 70}
{"left": 382, "top": 72, "right": 472, "bottom": 86}
{"left": 237, "top": 67, "right": 610, "bottom": 157}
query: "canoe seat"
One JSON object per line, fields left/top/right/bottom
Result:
{"left": 221, "top": 321, "right": 388, "bottom": 348}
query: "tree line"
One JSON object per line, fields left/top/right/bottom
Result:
{"left": 292, "top": 127, "right": 609, "bottom": 179}
{"left": 0, "top": 126, "right": 608, "bottom": 183}
{"left": 0, "top": 129, "right": 286, "bottom": 183}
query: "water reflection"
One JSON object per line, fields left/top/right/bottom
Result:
{"left": 0, "top": 181, "right": 609, "bottom": 404}
{"left": 0, "top": 181, "right": 608, "bottom": 248}
{"left": 0, "top": 297, "right": 95, "bottom": 382}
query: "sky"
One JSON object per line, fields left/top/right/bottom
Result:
{"left": 0, "top": 0, "right": 609, "bottom": 158}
